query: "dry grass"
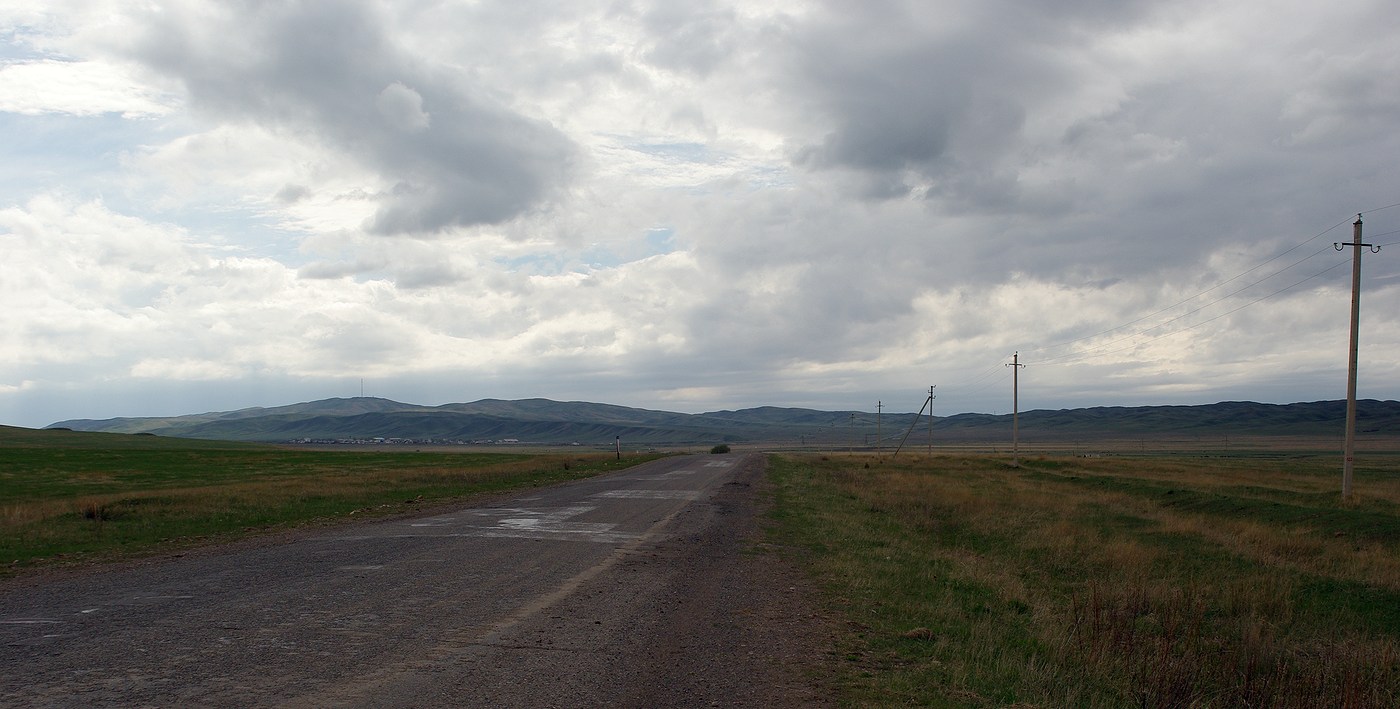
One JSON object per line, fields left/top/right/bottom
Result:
{"left": 768, "top": 452, "right": 1400, "bottom": 707}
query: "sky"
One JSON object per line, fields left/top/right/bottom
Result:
{"left": 2, "top": 0, "right": 1399, "bottom": 428}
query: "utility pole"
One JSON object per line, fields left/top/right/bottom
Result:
{"left": 1007, "top": 352, "right": 1026, "bottom": 466}
{"left": 892, "top": 386, "right": 935, "bottom": 457}
{"left": 1336, "top": 215, "right": 1381, "bottom": 500}
{"left": 927, "top": 385, "right": 936, "bottom": 454}
{"left": 849, "top": 413, "right": 855, "bottom": 454}
{"left": 876, "top": 401, "right": 883, "bottom": 457}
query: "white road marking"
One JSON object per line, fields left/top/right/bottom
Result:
{"left": 409, "top": 513, "right": 467, "bottom": 527}
{"left": 320, "top": 470, "right": 721, "bottom": 549}
{"left": 325, "top": 505, "right": 639, "bottom": 544}
{"left": 497, "top": 506, "right": 595, "bottom": 527}
{"left": 338, "top": 565, "right": 385, "bottom": 571}
{"left": 476, "top": 506, "right": 631, "bottom": 542}
{"left": 703, "top": 460, "right": 733, "bottom": 468}
{"left": 0, "top": 619, "right": 62, "bottom": 625}
{"left": 457, "top": 529, "right": 640, "bottom": 544}
{"left": 592, "top": 490, "right": 701, "bottom": 501}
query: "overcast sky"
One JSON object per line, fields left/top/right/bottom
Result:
{"left": 2, "top": 0, "right": 1398, "bottom": 428}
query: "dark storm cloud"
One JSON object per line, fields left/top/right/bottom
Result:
{"left": 125, "top": 1, "right": 574, "bottom": 234}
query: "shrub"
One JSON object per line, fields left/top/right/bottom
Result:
{"left": 710, "top": 444, "right": 731, "bottom": 454}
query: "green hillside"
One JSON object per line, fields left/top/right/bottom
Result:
{"left": 44, "top": 397, "right": 1400, "bottom": 446}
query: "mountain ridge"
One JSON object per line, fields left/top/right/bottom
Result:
{"left": 45, "top": 397, "right": 1400, "bottom": 445}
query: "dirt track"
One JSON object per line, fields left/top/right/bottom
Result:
{"left": 0, "top": 454, "right": 834, "bottom": 707}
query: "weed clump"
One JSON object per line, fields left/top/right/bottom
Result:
{"left": 78, "top": 500, "right": 109, "bottom": 522}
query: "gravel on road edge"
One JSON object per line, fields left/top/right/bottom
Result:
{"left": 611, "top": 453, "right": 841, "bottom": 706}
{"left": 433, "top": 453, "right": 842, "bottom": 708}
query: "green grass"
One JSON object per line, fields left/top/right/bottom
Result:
{"left": 0, "top": 427, "right": 661, "bottom": 574}
{"left": 766, "top": 452, "right": 1400, "bottom": 707}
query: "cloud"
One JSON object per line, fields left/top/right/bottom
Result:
{"left": 0, "top": 58, "right": 176, "bottom": 117}
{"left": 130, "top": 358, "right": 243, "bottom": 381}
{"left": 375, "top": 82, "right": 430, "bottom": 132}
{"left": 119, "top": 1, "right": 577, "bottom": 235}
{"left": 0, "top": 196, "right": 708, "bottom": 403}
{"left": 638, "top": 1, "right": 743, "bottom": 76}
{"left": 3, "top": 0, "right": 1400, "bottom": 429}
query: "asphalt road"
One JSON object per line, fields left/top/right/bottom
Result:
{"left": 0, "top": 453, "right": 830, "bottom": 707}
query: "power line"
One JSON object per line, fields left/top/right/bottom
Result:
{"left": 1021, "top": 206, "right": 1399, "bottom": 367}
{"left": 1361, "top": 202, "right": 1400, "bottom": 216}
{"left": 1040, "top": 257, "right": 1350, "bottom": 366}
{"left": 1034, "top": 245, "right": 1344, "bottom": 365}
{"left": 1023, "top": 216, "right": 1355, "bottom": 360}
{"left": 936, "top": 356, "right": 1013, "bottom": 408}
{"left": 927, "top": 206, "right": 1399, "bottom": 413}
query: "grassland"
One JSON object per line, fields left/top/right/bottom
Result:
{"left": 0, "top": 426, "right": 658, "bottom": 575}
{"left": 767, "top": 451, "right": 1400, "bottom": 708}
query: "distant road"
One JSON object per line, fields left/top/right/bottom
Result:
{"left": 0, "top": 454, "right": 830, "bottom": 707}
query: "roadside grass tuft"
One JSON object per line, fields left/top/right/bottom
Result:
{"left": 767, "top": 452, "right": 1400, "bottom": 707}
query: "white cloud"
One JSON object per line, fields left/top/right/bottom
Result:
{"left": 117, "top": 1, "right": 578, "bottom": 235}
{"left": 376, "top": 82, "right": 431, "bottom": 132}
{"left": 1, "top": 0, "right": 1399, "bottom": 428}
{"left": 0, "top": 59, "right": 176, "bottom": 117}
{"left": 0, "top": 197, "right": 712, "bottom": 412}
{"left": 129, "top": 358, "right": 243, "bottom": 381}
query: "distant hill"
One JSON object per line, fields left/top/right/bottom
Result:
{"left": 0, "top": 424, "right": 266, "bottom": 451}
{"left": 44, "top": 397, "right": 1400, "bottom": 447}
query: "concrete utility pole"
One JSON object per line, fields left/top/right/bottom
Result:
{"left": 1336, "top": 215, "right": 1381, "bottom": 500}
{"left": 876, "top": 401, "right": 883, "bottom": 457}
{"left": 927, "top": 385, "right": 936, "bottom": 454}
{"left": 892, "top": 386, "right": 935, "bottom": 457}
{"left": 1008, "top": 352, "right": 1026, "bottom": 466}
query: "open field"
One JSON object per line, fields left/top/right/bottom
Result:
{"left": 766, "top": 451, "right": 1400, "bottom": 707}
{"left": 0, "top": 426, "right": 660, "bottom": 575}
{"left": 752, "top": 434, "right": 1400, "bottom": 457}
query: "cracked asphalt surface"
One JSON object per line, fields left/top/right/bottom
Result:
{"left": 0, "top": 453, "right": 833, "bottom": 707}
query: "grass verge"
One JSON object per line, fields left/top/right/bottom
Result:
{"left": 766, "top": 452, "right": 1400, "bottom": 708}
{"left": 1, "top": 427, "right": 661, "bottom": 575}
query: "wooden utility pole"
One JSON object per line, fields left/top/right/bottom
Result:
{"left": 1336, "top": 215, "right": 1380, "bottom": 500}
{"left": 1008, "top": 352, "right": 1026, "bottom": 466}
